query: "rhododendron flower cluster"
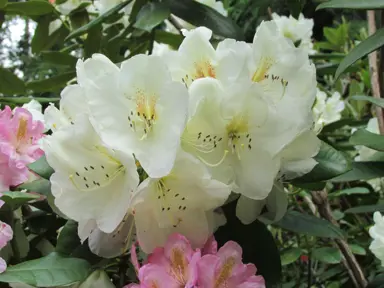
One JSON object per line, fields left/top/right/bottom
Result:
{"left": 0, "top": 198, "right": 13, "bottom": 273}
{"left": 42, "top": 20, "right": 319, "bottom": 257}
{"left": 126, "top": 233, "right": 265, "bottom": 288}
{"left": 0, "top": 106, "right": 44, "bottom": 192}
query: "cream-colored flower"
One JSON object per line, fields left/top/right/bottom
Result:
{"left": 370, "top": 212, "right": 384, "bottom": 266}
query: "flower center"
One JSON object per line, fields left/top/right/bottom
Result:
{"left": 170, "top": 247, "right": 188, "bottom": 284}
{"left": 226, "top": 114, "right": 252, "bottom": 159}
{"left": 252, "top": 57, "right": 274, "bottom": 83}
{"left": 16, "top": 117, "right": 28, "bottom": 143}
{"left": 127, "top": 89, "right": 158, "bottom": 140}
{"left": 182, "top": 60, "right": 216, "bottom": 87}
{"left": 214, "top": 256, "right": 236, "bottom": 288}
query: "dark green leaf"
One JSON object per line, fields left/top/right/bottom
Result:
{"left": 5, "top": 0, "right": 53, "bottom": 16}
{"left": 0, "top": 252, "right": 91, "bottom": 286}
{"left": 0, "top": 192, "right": 40, "bottom": 210}
{"left": 350, "top": 129, "right": 384, "bottom": 151}
{"left": 163, "top": 0, "right": 244, "bottom": 40}
{"left": 69, "top": 9, "right": 89, "bottom": 31}
{"left": 66, "top": 0, "right": 134, "bottom": 40}
{"left": 349, "top": 244, "right": 366, "bottom": 255}
{"left": 317, "top": 0, "right": 384, "bottom": 10}
{"left": 134, "top": 2, "right": 170, "bottom": 32}
{"left": 41, "top": 51, "right": 78, "bottom": 67}
{"left": 0, "top": 0, "right": 7, "bottom": 9}
{"left": 0, "top": 67, "right": 26, "bottom": 94}
{"left": 129, "top": 0, "right": 148, "bottom": 23}
{"left": 350, "top": 95, "right": 384, "bottom": 108}
{"left": 154, "top": 30, "right": 183, "bottom": 49}
{"left": 19, "top": 179, "right": 51, "bottom": 197}
{"left": 13, "top": 220, "right": 30, "bottom": 258}
{"left": 84, "top": 24, "right": 102, "bottom": 58}
{"left": 293, "top": 142, "right": 351, "bottom": 183}
{"left": 368, "top": 274, "right": 384, "bottom": 288}
{"left": 215, "top": 200, "right": 281, "bottom": 286}
{"left": 26, "top": 71, "right": 76, "bottom": 92}
{"left": 328, "top": 187, "right": 370, "bottom": 198}
{"left": 275, "top": 210, "right": 344, "bottom": 239}
{"left": 331, "top": 161, "right": 384, "bottom": 182}
{"left": 345, "top": 204, "right": 384, "bottom": 214}
{"left": 312, "top": 247, "right": 342, "bottom": 264}
{"left": 335, "top": 28, "right": 384, "bottom": 79}
{"left": 32, "top": 17, "right": 69, "bottom": 54}
{"left": 321, "top": 118, "right": 368, "bottom": 133}
{"left": 309, "top": 53, "right": 346, "bottom": 60}
{"left": 281, "top": 248, "right": 302, "bottom": 266}
{"left": 28, "top": 156, "right": 54, "bottom": 179}
{"left": 56, "top": 221, "right": 81, "bottom": 256}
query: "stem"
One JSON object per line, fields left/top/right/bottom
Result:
{"left": 367, "top": 11, "right": 384, "bottom": 135}
{"left": 311, "top": 190, "right": 367, "bottom": 288}
{"left": 380, "top": 10, "right": 384, "bottom": 109}
{"left": 168, "top": 15, "right": 183, "bottom": 34}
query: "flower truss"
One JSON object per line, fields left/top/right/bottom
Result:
{"left": 125, "top": 233, "right": 265, "bottom": 288}
{"left": 40, "top": 20, "right": 319, "bottom": 280}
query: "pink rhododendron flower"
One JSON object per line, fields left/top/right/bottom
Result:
{"left": 0, "top": 220, "right": 13, "bottom": 273}
{"left": 127, "top": 233, "right": 265, "bottom": 288}
{"left": 0, "top": 106, "right": 44, "bottom": 192}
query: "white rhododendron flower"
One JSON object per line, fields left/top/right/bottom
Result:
{"left": 370, "top": 212, "right": 384, "bottom": 266}
{"left": 43, "top": 115, "right": 139, "bottom": 235}
{"left": 182, "top": 78, "right": 279, "bottom": 200}
{"left": 272, "top": 13, "right": 315, "bottom": 54}
{"left": 313, "top": 89, "right": 345, "bottom": 131}
{"left": 88, "top": 54, "right": 189, "bottom": 178}
{"left": 130, "top": 151, "right": 231, "bottom": 253}
{"left": 21, "top": 99, "right": 45, "bottom": 129}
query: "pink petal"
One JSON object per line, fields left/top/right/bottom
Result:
{"left": 197, "top": 255, "right": 219, "bottom": 288}
{"left": 186, "top": 250, "right": 201, "bottom": 288}
{"left": 0, "top": 221, "right": 13, "bottom": 249}
{"left": 0, "top": 257, "right": 7, "bottom": 273}
{"left": 164, "top": 233, "right": 194, "bottom": 260}
{"left": 237, "top": 275, "right": 266, "bottom": 288}
{"left": 139, "top": 264, "right": 180, "bottom": 288}
{"left": 216, "top": 241, "right": 243, "bottom": 266}
{"left": 202, "top": 235, "right": 218, "bottom": 255}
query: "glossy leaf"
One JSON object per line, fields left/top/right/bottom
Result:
{"left": 335, "top": 28, "right": 384, "bottom": 79}
{"left": 0, "top": 67, "right": 26, "bottom": 94}
{"left": 0, "top": 252, "right": 91, "bottom": 286}
{"left": 40, "top": 51, "right": 78, "bottom": 67}
{"left": 331, "top": 161, "right": 384, "bottom": 182}
{"left": 293, "top": 141, "right": 351, "bottom": 183}
{"left": 350, "top": 95, "right": 384, "bottom": 108}
{"left": 134, "top": 2, "right": 170, "bottom": 32}
{"left": 350, "top": 129, "right": 384, "bottom": 151}
{"left": 281, "top": 248, "right": 302, "bottom": 266}
{"left": 349, "top": 244, "right": 366, "bottom": 256}
{"left": 56, "top": 221, "right": 81, "bottom": 256}
{"left": 328, "top": 187, "right": 370, "bottom": 198}
{"left": 14, "top": 220, "right": 30, "bottom": 258}
{"left": 5, "top": 0, "right": 53, "bottom": 16}
{"left": 154, "top": 30, "right": 183, "bottom": 49}
{"left": 26, "top": 71, "right": 76, "bottom": 93}
{"left": 275, "top": 210, "right": 344, "bottom": 239}
{"left": 312, "top": 247, "right": 342, "bottom": 264}
{"left": 0, "top": 191, "right": 40, "bottom": 210}
{"left": 345, "top": 204, "right": 384, "bottom": 214}
{"left": 163, "top": 0, "right": 244, "bottom": 40}
{"left": 317, "top": 0, "right": 384, "bottom": 10}
{"left": 66, "top": 0, "right": 134, "bottom": 40}
{"left": 19, "top": 179, "right": 51, "bottom": 197}
{"left": 28, "top": 156, "right": 54, "bottom": 180}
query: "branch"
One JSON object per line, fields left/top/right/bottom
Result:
{"left": 311, "top": 190, "right": 367, "bottom": 288}
{"left": 367, "top": 11, "right": 384, "bottom": 135}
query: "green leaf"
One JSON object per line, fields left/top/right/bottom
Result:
{"left": 32, "top": 17, "right": 69, "bottom": 54}
{"left": 345, "top": 204, "right": 384, "bottom": 214}
{"left": 66, "top": 0, "right": 134, "bottom": 41}
{"left": 368, "top": 274, "right": 384, "bottom": 288}
{"left": 26, "top": 71, "right": 76, "bottom": 93}
{"left": 350, "top": 129, "right": 384, "bottom": 151}
{"left": 13, "top": 220, "right": 30, "bottom": 258}
{"left": 129, "top": 0, "right": 148, "bottom": 23}
{"left": 5, "top": 0, "right": 53, "bottom": 16}
{"left": 41, "top": 51, "right": 78, "bottom": 67}
{"left": 275, "top": 210, "right": 344, "bottom": 239}
{"left": 331, "top": 161, "right": 384, "bottom": 182}
{"left": 84, "top": 24, "right": 102, "bottom": 58}
{"left": 0, "top": 0, "right": 7, "bottom": 9}
{"left": 293, "top": 142, "right": 351, "bottom": 183}
{"left": 349, "top": 244, "right": 366, "bottom": 256}
{"left": 0, "top": 67, "right": 26, "bottom": 94}
{"left": 0, "top": 192, "right": 40, "bottom": 210}
{"left": 163, "top": 0, "right": 244, "bottom": 40}
{"left": 134, "top": 2, "right": 170, "bottom": 32}
{"left": 56, "top": 221, "right": 81, "bottom": 256}
{"left": 281, "top": 248, "right": 302, "bottom": 266}
{"left": 312, "top": 247, "right": 342, "bottom": 264}
{"left": 350, "top": 95, "right": 384, "bottom": 108}
{"left": 28, "top": 156, "right": 54, "bottom": 180}
{"left": 154, "top": 30, "right": 183, "bottom": 49}
{"left": 335, "top": 28, "right": 384, "bottom": 79}
{"left": 309, "top": 53, "right": 346, "bottom": 60}
{"left": 321, "top": 119, "right": 368, "bottom": 133}
{"left": 317, "top": 0, "right": 384, "bottom": 10}
{"left": 0, "top": 252, "right": 91, "bottom": 286}
{"left": 328, "top": 187, "right": 370, "bottom": 198}
{"left": 19, "top": 179, "right": 51, "bottom": 197}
